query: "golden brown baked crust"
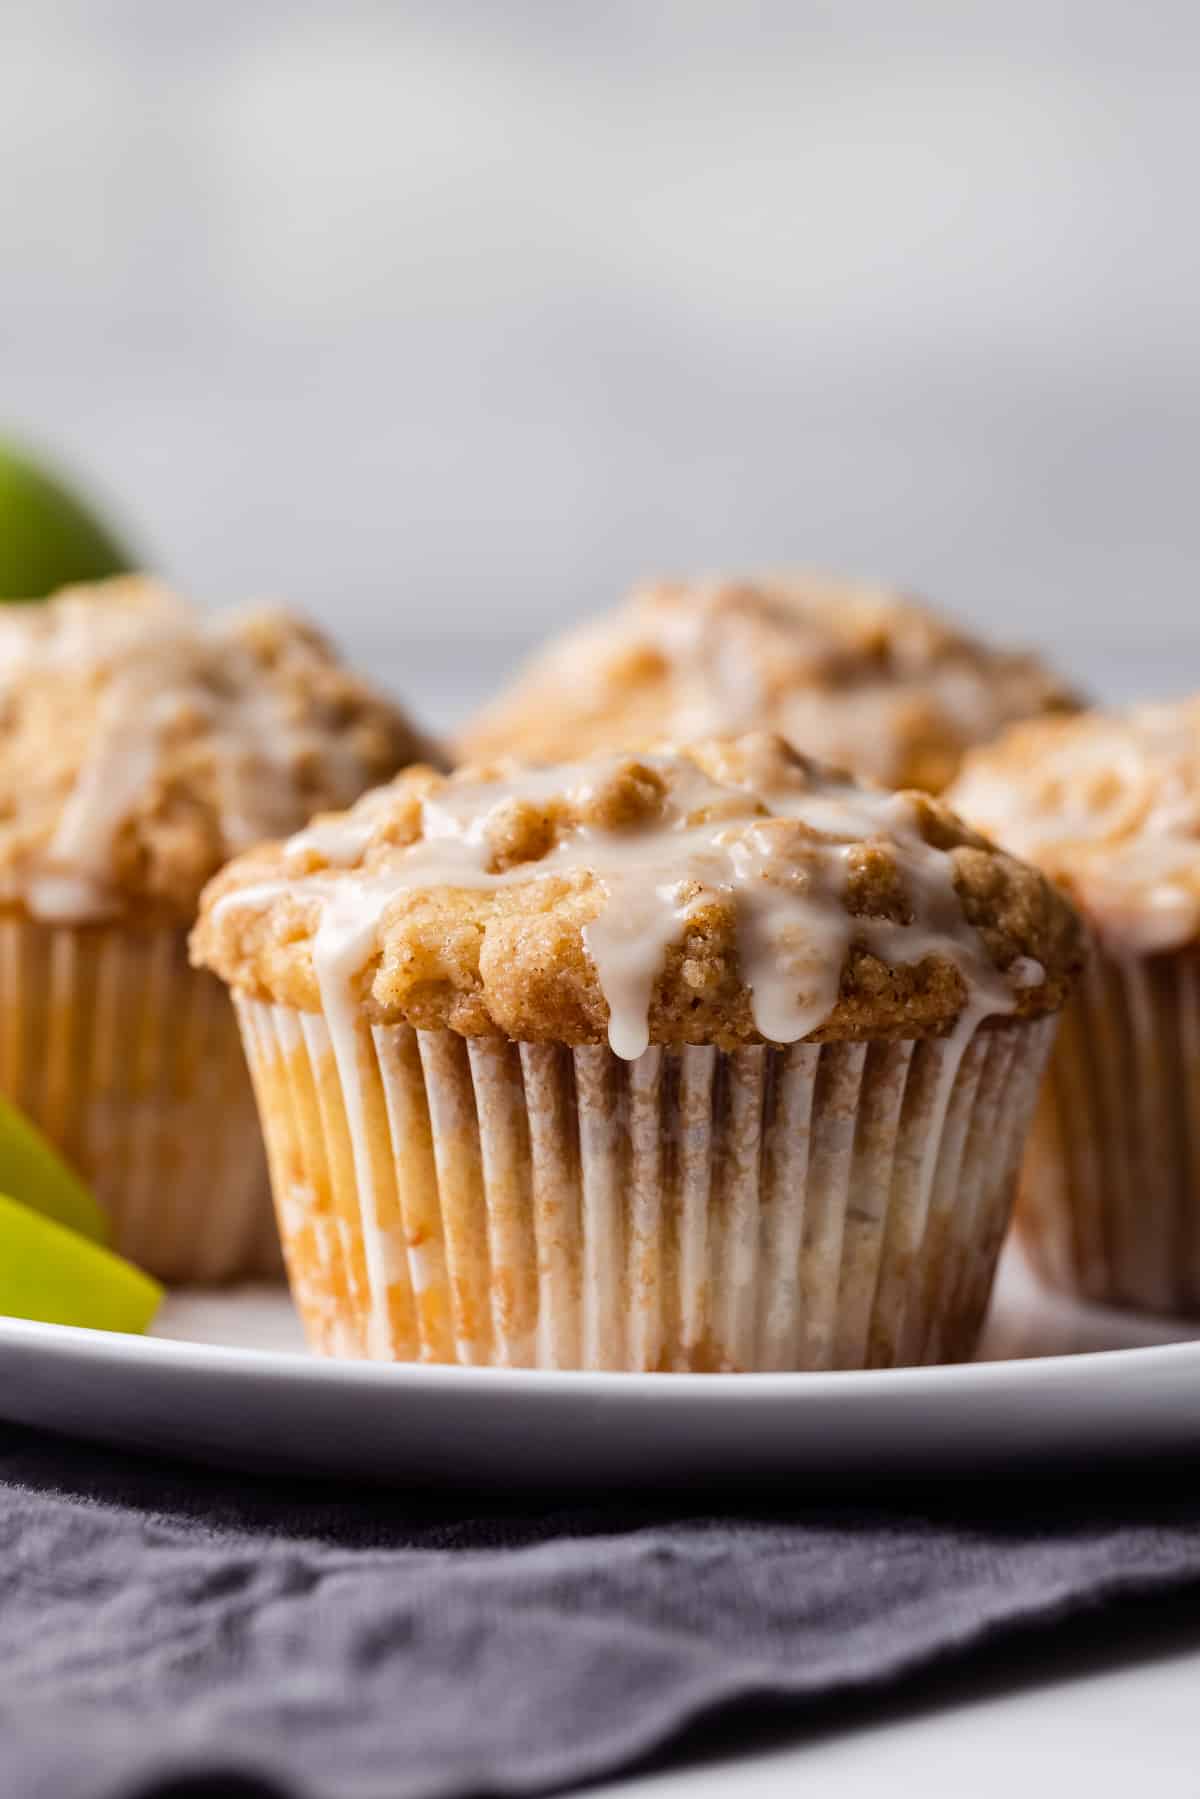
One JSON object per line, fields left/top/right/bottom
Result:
{"left": 0, "top": 576, "right": 443, "bottom": 925}
{"left": 457, "top": 575, "right": 1079, "bottom": 792}
{"left": 949, "top": 697, "right": 1200, "bottom": 955}
{"left": 194, "top": 733, "right": 1083, "bottom": 1048}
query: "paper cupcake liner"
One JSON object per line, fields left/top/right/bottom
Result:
{"left": 1020, "top": 946, "right": 1200, "bottom": 1315}
{"left": 0, "top": 913, "right": 278, "bottom": 1283}
{"left": 236, "top": 998, "right": 1055, "bottom": 1370}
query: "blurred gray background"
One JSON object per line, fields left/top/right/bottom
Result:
{"left": 3, "top": 1, "right": 1197, "bottom": 728}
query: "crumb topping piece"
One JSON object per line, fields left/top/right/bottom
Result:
{"left": 457, "top": 575, "right": 1079, "bottom": 792}
{"left": 0, "top": 576, "right": 442, "bottom": 923}
{"left": 194, "top": 733, "right": 1082, "bottom": 1056}
{"left": 950, "top": 697, "right": 1200, "bottom": 955}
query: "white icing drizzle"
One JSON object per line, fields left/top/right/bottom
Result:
{"left": 40, "top": 670, "right": 180, "bottom": 913}
{"left": 650, "top": 594, "right": 771, "bottom": 743}
{"left": 0, "top": 586, "right": 389, "bottom": 921}
{"left": 952, "top": 699, "right": 1200, "bottom": 956}
{"left": 288, "top": 788, "right": 401, "bottom": 868}
{"left": 469, "top": 578, "right": 1067, "bottom": 789}
{"left": 215, "top": 745, "right": 1031, "bottom": 1060}
{"left": 582, "top": 883, "right": 704, "bottom": 1060}
{"left": 645, "top": 588, "right": 980, "bottom": 786}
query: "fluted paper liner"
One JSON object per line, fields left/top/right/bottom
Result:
{"left": 237, "top": 998, "right": 1055, "bottom": 1370}
{"left": 0, "top": 913, "right": 277, "bottom": 1283}
{"left": 1021, "top": 946, "right": 1200, "bottom": 1315}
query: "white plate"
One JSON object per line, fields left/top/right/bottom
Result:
{"left": 0, "top": 1253, "right": 1196, "bottom": 1488}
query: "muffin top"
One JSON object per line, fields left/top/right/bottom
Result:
{"left": 949, "top": 697, "right": 1200, "bottom": 956}
{"left": 0, "top": 576, "right": 441, "bottom": 925}
{"left": 194, "top": 732, "right": 1082, "bottom": 1057}
{"left": 457, "top": 575, "right": 1078, "bottom": 792}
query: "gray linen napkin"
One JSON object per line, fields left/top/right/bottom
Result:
{"left": 2, "top": 1423, "right": 1200, "bottom": 1799}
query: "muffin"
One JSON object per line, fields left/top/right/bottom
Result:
{"left": 459, "top": 575, "right": 1078, "bottom": 792}
{"left": 950, "top": 697, "right": 1200, "bottom": 1316}
{"left": 0, "top": 575, "right": 440, "bottom": 1281}
{"left": 193, "top": 732, "right": 1081, "bottom": 1369}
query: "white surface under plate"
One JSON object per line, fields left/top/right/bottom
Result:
{"left": 0, "top": 1251, "right": 1196, "bottom": 1488}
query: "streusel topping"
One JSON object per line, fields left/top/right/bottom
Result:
{"left": 194, "top": 733, "right": 1082, "bottom": 1056}
{"left": 950, "top": 697, "right": 1200, "bottom": 955}
{"left": 458, "top": 575, "right": 1078, "bottom": 792}
{"left": 0, "top": 576, "right": 442, "bottom": 923}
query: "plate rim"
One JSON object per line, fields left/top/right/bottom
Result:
{"left": 1, "top": 1307, "right": 1199, "bottom": 1402}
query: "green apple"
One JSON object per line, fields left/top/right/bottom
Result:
{"left": 0, "top": 1191, "right": 161, "bottom": 1332}
{"left": 0, "top": 1093, "right": 108, "bottom": 1242}
{"left": 0, "top": 441, "right": 133, "bottom": 600}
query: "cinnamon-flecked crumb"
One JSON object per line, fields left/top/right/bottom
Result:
{"left": 457, "top": 575, "right": 1079, "bottom": 792}
{"left": 194, "top": 733, "right": 1083, "bottom": 1047}
{"left": 0, "top": 576, "right": 443, "bottom": 924}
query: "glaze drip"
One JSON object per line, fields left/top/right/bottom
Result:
{"left": 459, "top": 575, "right": 1077, "bottom": 792}
{"left": 951, "top": 697, "right": 1200, "bottom": 955}
{"left": 0, "top": 579, "right": 425, "bottom": 921}
{"left": 215, "top": 739, "right": 1030, "bottom": 1059}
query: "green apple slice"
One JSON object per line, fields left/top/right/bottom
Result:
{"left": 0, "top": 1191, "right": 161, "bottom": 1332}
{"left": 0, "top": 441, "right": 134, "bottom": 600}
{"left": 0, "top": 1093, "right": 108, "bottom": 1242}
